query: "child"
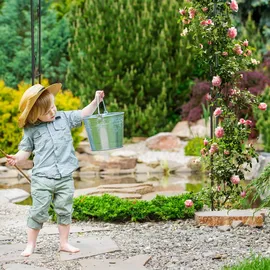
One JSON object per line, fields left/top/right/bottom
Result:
{"left": 6, "top": 83, "right": 104, "bottom": 257}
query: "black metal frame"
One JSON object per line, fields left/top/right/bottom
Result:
{"left": 30, "top": 0, "right": 41, "bottom": 85}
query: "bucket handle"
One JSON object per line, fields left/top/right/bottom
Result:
{"left": 96, "top": 94, "right": 108, "bottom": 116}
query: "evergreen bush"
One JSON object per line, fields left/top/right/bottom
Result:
{"left": 184, "top": 137, "right": 204, "bottom": 156}
{"left": 49, "top": 193, "right": 203, "bottom": 222}
{"left": 66, "top": 0, "right": 195, "bottom": 137}
{"left": 0, "top": 80, "right": 82, "bottom": 155}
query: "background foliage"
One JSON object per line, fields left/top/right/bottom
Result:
{"left": 0, "top": 79, "right": 82, "bottom": 155}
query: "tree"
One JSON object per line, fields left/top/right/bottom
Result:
{"left": 0, "top": 0, "right": 70, "bottom": 88}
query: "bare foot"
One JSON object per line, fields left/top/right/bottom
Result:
{"left": 59, "top": 243, "right": 80, "bottom": 253}
{"left": 21, "top": 244, "right": 35, "bottom": 257}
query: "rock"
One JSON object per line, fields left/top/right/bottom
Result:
{"left": 231, "top": 220, "right": 243, "bottom": 229}
{"left": 111, "top": 150, "right": 137, "bottom": 157}
{"left": 0, "top": 170, "right": 18, "bottom": 179}
{"left": 0, "top": 188, "right": 30, "bottom": 203}
{"left": 146, "top": 132, "right": 182, "bottom": 151}
{"left": 218, "top": 225, "right": 231, "bottom": 232}
{"left": 76, "top": 141, "right": 92, "bottom": 154}
{"left": 172, "top": 121, "right": 191, "bottom": 140}
{"left": 0, "top": 166, "right": 8, "bottom": 172}
{"left": 187, "top": 157, "right": 202, "bottom": 171}
{"left": 195, "top": 209, "right": 264, "bottom": 227}
{"left": 131, "top": 137, "right": 147, "bottom": 143}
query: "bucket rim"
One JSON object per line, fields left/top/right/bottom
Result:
{"left": 83, "top": 111, "right": 124, "bottom": 120}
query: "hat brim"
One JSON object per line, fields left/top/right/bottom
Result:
{"left": 18, "top": 83, "right": 62, "bottom": 128}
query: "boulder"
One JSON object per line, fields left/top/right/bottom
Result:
{"left": 146, "top": 132, "right": 181, "bottom": 151}
{"left": 0, "top": 188, "right": 30, "bottom": 203}
{"left": 172, "top": 121, "right": 191, "bottom": 140}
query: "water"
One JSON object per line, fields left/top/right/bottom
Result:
{"left": 0, "top": 172, "right": 207, "bottom": 205}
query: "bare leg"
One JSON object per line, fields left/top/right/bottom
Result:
{"left": 58, "top": 224, "right": 80, "bottom": 253}
{"left": 21, "top": 228, "right": 40, "bottom": 257}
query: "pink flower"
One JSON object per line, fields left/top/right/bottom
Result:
{"left": 233, "top": 44, "right": 243, "bottom": 55}
{"left": 239, "top": 74, "right": 243, "bottom": 79}
{"left": 202, "top": 7, "right": 208, "bottom": 12}
{"left": 185, "top": 199, "right": 194, "bottom": 208}
{"left": 240, "top": 191, "right": 246, "bottom": 198}
{"left": 203, "top": 138, "right": 208, "bottom": 146}
{"left": 199, "top": 44, "right": 203, "bottom": 49}
{"left": 227, "top": 27, "right": 237, "bottom": 39}
{"left": 188, "top": 8, "right": 196, "bottom": 19}
{"left": 214, "top": 107, "right": 222, "bottom": 117}
{"left": 209, "top": 143, "right": 218, "bottom": 155}
{"left": 258, "top": 102, "right": 267, "bottom": 111}
{"left": 222, "top": 52, "right": 228, "bottom": 56}
{"left": 229, "top": 88, "right": 237, "bottom": 95}
{"left": 245, "top": 120, "right": 252, "bottom": 126}
{"left": 208, "top": 41, "right": 212, "bottom": 45}
{"left": 179, "top": 9, "right": 186, "bottom": 15}
{"left": 200, "top": 20, "right": 208, "bottom": 26}
{"left": 206, "top": 19, "right": 214, "bottom": 25}
{"left": 230, "top": 0, "right": 238, "bottom": 12}
{"left": 238, "top": 118, "right": 246, "bottom": 125}
{"left": 243, "top": 39, "right": 248, "bottom": 47}
{"left": 217, "top": 185, "right": 221, "bottom": 191}
{"left": 212, "top": 75, "right": 222, "bottom": 87}
{"left": 231, "top": 175, "right": 240, "bottom": 184}
{"left": 224, "top": 150, "right": 230, "bottom": 155}
{"left": 246, "top": 49, "right": 252, "bottom": 56}
{"left": 215, "top": 127, "right": 224, "bottom": 138}
{"left": 200, "top": 148, "right": 206, "bottom": 156}
{"left": 182, "top": 19, "right": 191, "bottom": 24}
{"left": 205, "top": 93, "right": 212, "bottom": 101}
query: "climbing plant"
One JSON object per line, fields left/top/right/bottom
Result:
{"left": 178, "top": 0, "right": 268, "bottom": 210}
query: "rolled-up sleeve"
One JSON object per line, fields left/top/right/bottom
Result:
{"left": 63, "top": 110, "right": 83, "bottom": 129}
{"left": 18, "top": 128, "right": 34, "bottom": 152}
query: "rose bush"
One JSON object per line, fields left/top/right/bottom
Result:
{"left": 179, "top": 0, "right": 267, "bottom": 209}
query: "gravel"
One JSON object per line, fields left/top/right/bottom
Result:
{"left": 1, "top": 202, "right": 270, "bottom": 270}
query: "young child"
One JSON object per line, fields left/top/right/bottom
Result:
{"left": 6, "top": 83, "right": 104, "bottom": 257}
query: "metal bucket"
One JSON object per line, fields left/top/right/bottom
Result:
{"left": 83, "top": 100, "right": 124, "bottom": 151}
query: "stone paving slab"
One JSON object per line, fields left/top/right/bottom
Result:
{"left": 60, "top": 236, "right": 120, "bottom": 261}
{"left": 195, "top": 209, "right": 264, "bottom": 227}
{"left": 3, "top": 264, "right": 49, "bottom": 270}
{"left": 0, "top": 235, "right": 13, "bottom": 241}
{"left": 39, "top": 225, "right": 110, "bottom": 235}
{"left": 79, "top": 254, "right": 151, "bottom": 270}
{"left": 0, "top": 243, "right": 43, "bottom": 262}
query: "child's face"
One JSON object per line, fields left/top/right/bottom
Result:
{"left": 38, "top": 95, "right": 57, "bottom": 122}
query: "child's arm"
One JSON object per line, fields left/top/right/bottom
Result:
{"left": 82, "top": 90, "right": 105, "bottom": 118}
{"left": 6, "top": 150, "right": 32, "bottom": 166}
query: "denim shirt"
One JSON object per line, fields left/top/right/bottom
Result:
{"left": 18, "top": 110, "right": 83, "bottom": 179}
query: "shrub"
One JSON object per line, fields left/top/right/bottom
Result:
{"left": 0, "top": 80, "right": 82, "bottom": 155}
{"left": 66, "top": 0, "right": 197, "bottom": 137}
{"left": 49, "top": 193, "right": 203, "bottom": 222}
{"left": 184, "top": 137, "right": 204, "bottom": 156}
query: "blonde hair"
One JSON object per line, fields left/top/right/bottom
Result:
{"left": 25, "top": 90, "right": 53, "bottom": 126}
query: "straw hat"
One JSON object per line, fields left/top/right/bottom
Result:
{"left": 18, "top": 83, "right": 62, "bottom": 128}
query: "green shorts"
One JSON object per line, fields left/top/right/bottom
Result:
{"left": 28, "top": 175, "right": 74, "bottom": 230}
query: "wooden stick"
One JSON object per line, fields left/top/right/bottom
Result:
{"left": 0, "top": 149, "right": 31, "bottom": 183}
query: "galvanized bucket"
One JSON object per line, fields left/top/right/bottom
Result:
{"left": 83, "top": 99, "right": 124, "bottom": 151}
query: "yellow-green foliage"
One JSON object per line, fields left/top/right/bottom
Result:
{"left": 0, "top": 80, "right": 82, "bottom": 155}
{"left": 184, "top": 137, "right": 204, "bottom": 156}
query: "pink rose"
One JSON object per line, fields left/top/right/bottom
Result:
{"left": 245, "top": 120, "right": 252, "bottom": 126}
{"left": 238, "top": 118, "right": 246, "bottom": 125}
{"left": 205, "top": 93, "right": 212, "bottom": 101}
{"left": 215, "top": 127, "right": 224, "bottom": 138}
{"left": 214, "top": 107, "right": 222, "bottom": 117}
{"left": 185, "top": 199, "right": 193, "bottom": 208}
{"left": 246, "top": 49, "right": 252, "bottom": 56}
{"left": 231, "top": 175, "right": 240, "bottom": 184}
{"left": 188, "top": 8, "right": 196, "bottom": 19}
{"left": 240, "top": 191, "right": 246, "bottom": 198}
{"left": 200, "top": 20, "right": 208, "bottom": 26}
{"left": 199, "top": 44, "right": 203, "bottom": 49}
{"left": 217, "top": 185, "right": 221, "bottom": 191}
{"left": 227, "top": 27, "right": 237, "bottom": 39}
{"left": 233, "top": 44, "right": 243, "bottom": 55}
{"left": 203, "top": 138, "right": 208, "bottom": 146}
{"left": 179, "top": 9, "right": 186, "bottom": 15}
{"left": 209, "top": 143, "right": 218, "bottom": 155}
{"left": 243, "top": 39, "right": 248, "bottom": 47}
{"left": 212, "top": 75, "right": 222, "bottom": 87}
{"left": 206, "top": 19, "right": 214, "bottom": 25}
{"left": 229, "top": 88, "right": 237, "bottom": 95}
{"left": 224, "top": 150, "right": 230, "bottom": 155}
{"left": 182, "top": 19, "right": 191, "bottom": 24}
{"left": 200, "top": 148, "right": 206, "bottom": 156}
{"left": 230, "top": 0, "right": 238, "bottom": 12}
{"left": 258, "top": 102, "right": 267, "bottom": 111}
{"left": 208, "top": 41, "right": 212, "bottom": 45}
{"left": 222, "top": 52, "right": 228, "bottom": 56}
{"left": 202, "top": 7, "right": 208, "bottom": 12}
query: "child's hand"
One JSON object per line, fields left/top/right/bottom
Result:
{"left": 6, "top": 154, "right": 19, "bottom": 166}
{"left": 95, "top": 90, "right": 105, "bottom": 103}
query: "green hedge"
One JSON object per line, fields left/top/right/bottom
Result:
{"left": 50, "top": 193, "right": 203, "bottom": 222}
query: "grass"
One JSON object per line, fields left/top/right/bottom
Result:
{"left": 223, "top": 255, "right": 270, "bottom": 270}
